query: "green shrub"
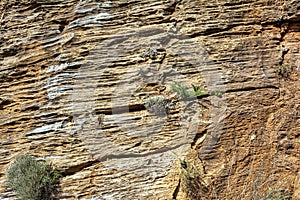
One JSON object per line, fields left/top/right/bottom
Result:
{"left": 212, "top": 90, "right": 223, "bottom": 97}
{"left": 180, "top": 160, "right": 205, "bottom": 199}
{"left": 276, "top": 64, "right": 292, "bottom": 78}
{"left": 170, "top": 81, "right": 191, "bottom": 100}
{"left": 6, "top": 154, "right": 60, "bottom": 200}
{"left": 144, "top": 97, "right": 169, "bottom": 116}
{"left": 191, "top": 84, "right": 209, "bottom": 98}
{"left": 170, "top": 82, "right": 208, "bottom": 100}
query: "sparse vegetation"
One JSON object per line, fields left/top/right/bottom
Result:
{"left": 140, "top": 47, "right": 157, "bottom": 59}
{"left": 212, "top": 90, "right": 223, "bottom": 97}
{"left": 260, "top": 190, "right": 292, "bottom": 200}
{"left": 170, "top": 81, "right": 190, "bottom": 100}
{"left": 180, "top": 160, "right": 207, "bottom": 199}
{"left": 170, "top": 82, "right": 208, "bottom": 100}
{"left": 191, "top": 84, "right": 209, "bottom": 98}
{"left": 144, "top": 96, "right": 169, "bottom": 116}
{"left": 276, "top": 64, "right": 292, "bottom": 78}
{"left": 6, "top": 154, "right": 61, "bottom": 200}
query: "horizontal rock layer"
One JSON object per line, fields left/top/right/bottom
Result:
{"left": 0, "top": 0, "right": 299, "bottom": 199}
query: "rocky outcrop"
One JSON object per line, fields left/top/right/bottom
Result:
{"left": 0, "top": 0, "right": 299, "bottom": 199}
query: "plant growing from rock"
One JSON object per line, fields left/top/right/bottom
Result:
{"left": 6, "top": 154, "right": 61, "bottom": 200}
{"left": 170, "top": 81, "right": 190, "bottom": 100}
{"left": 144, "top": 96, "right": 169, "bottom": 116}
{"left": 211, "top": 90, "right": 223, "bottom": 97}
{"left": 180, "top": 160, "right": 208, "bottom": 199}
{"left": 260, "top": 190, "right": 292, "bottom": 200}
{"left": 276, "top": 64, "right": 292, "bottom": 78}
{"left": 170, "top": 81, "right": 208, "bottom": 100}
{"left": 140, "top": 47, "right": 158, "bottom": 59}
{"left": 191, "top": 84, "right": 209, "bottom": 98}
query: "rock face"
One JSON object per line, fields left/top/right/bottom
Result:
{"left": 0, "top": 0, "right": 299, "bottom": 199}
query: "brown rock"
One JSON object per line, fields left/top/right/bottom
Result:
{"left": 0, "top": 0, "right": 299, "bottom": 199}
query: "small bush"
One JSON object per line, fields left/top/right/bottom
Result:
{"left": 170, "top": 82, "right": 208, "bottom": 100}
{"left": 6, "top": 154, "right": 60, "bottom": 200}
{"left": 180, "top": 160, "right": 208, "bottom": 199}
{"left": 140, "top": 47, "right": 158, "bottom": 59}
{"left": 191, "top": 84, "right": 209, "bottom": 98}
{"left": 170, "top": 82, "right": 191, "bottom": 100}
{"left": 144, "top": 97, "right": 169, "bottom": 116}
{"left": 276, "top": 64, "right": 292, "bottom": 78}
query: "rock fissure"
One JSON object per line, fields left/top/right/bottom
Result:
{"left": 278, "top": 23, "right": 289, "bottom": 67}
{"left": 95, "top": 142, "right": 191, "bottom": 162}
{"left": 172, "top": 179, "right": 180, "bottom": 200}
{"left": 61, "top": 160, "right": 99, "bottom": 176}
{"left": 225, "top": 85, "right": 279, "bottom": 93}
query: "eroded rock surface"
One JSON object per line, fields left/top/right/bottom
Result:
{"left": 0, "top": 0, "right": 299, "bottom": 199}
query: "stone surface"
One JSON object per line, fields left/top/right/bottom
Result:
{"left": 0, "top": 0, "right": 299, "bottom": 199}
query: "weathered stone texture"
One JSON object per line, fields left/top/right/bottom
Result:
{"left": 0, "top": 0, "right": 299, "bottom": 199}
